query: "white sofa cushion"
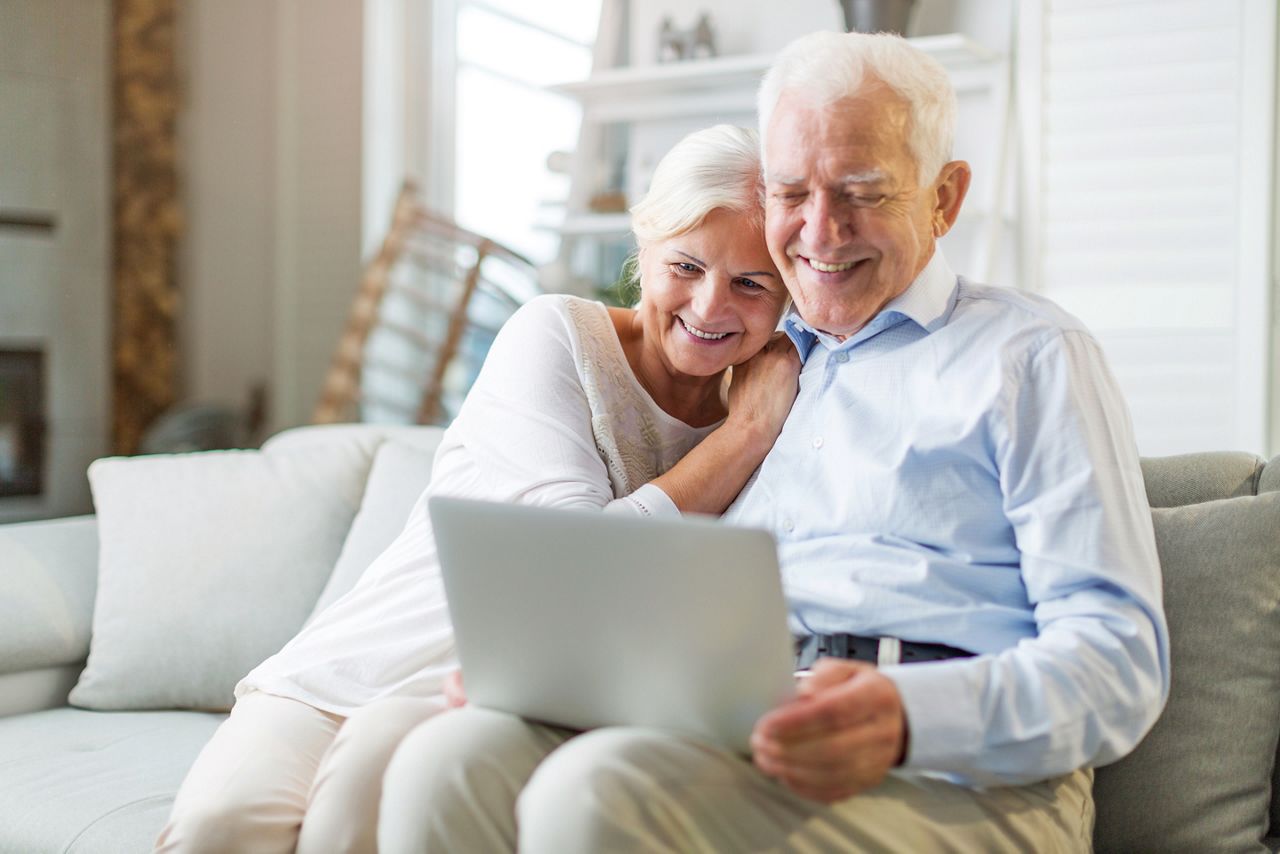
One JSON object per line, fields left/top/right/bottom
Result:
{"left": 70, "top": 440, "right": 375, "bottom": 711}
{"left": 0, "top": 707, "right": 224, "bottom": 853}
{"left": 307, "top": 437, "right": 441, "bottom": 620}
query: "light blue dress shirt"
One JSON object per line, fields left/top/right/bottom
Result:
{"left": 726, "top": 250, "right": 1170, "bottom": 786}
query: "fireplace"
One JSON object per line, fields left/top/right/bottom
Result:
{"left": 0, "top": 348, "right": 46, "bottom": 497}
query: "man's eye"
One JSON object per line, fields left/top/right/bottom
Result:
{"left": 847, "top": 193, "right": 887, "bottom": 208}
{"left": 772, "top": 192, "right": 806, "bottom": 205}
{"left": 736, "top": 278, "right": 764, "bottom": 290}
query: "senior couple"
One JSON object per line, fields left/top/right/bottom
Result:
{"left": 158, "top": 30, "right": 1168, "bottom": 853}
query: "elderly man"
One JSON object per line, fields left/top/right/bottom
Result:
{"left": 382, "top": 31, "right": 1169, "bottom": 852}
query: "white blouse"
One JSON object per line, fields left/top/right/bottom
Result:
{"left": 237, "top": 295, "right": 718, "bottom": 715}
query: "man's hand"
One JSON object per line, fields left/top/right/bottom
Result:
{"left": 750, "top": 659, "right": 907, "bottom": 803}
{"left": 443, "top": 669, "right": 467, "bottom": 708}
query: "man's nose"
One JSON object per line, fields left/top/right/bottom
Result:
{"left": 800, "top": 192, "right": 847, "bottom": 254}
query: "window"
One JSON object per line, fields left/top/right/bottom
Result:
{"left": 446, "top": 0, "right": 601, "bottom": 263}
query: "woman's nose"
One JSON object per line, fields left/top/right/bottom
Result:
{"left": 690, "top": 276, "right": 732, "bottom": 321}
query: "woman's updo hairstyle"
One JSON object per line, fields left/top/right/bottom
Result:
{"left": 615, "top": 124, "right": 763, "bottom": 301}
{"left": 629, "top": 124, "right": 764, "bottom": 247}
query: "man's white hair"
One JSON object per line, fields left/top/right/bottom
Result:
{"left": 757, "top": 31, "right": 957, "bottom": 183}
{"left": 630, "top": 124, "right": 763, "bottom": 246}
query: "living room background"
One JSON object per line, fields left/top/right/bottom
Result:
{"left": 0, "top": 0, "right": 1277, "bottom": 524}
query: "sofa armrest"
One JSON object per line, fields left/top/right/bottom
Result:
{"left": 0, "top": 665, "right": 83, "bottom": 717}
{"left": 0, "top": 516, "right": 98, "bottom": 683}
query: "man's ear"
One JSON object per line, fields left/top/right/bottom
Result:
{"left": 931, "top": 160, "right": 972, "bottom": 238}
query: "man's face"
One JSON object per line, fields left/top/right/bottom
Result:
{"left": 764, "top": 85, "right": 961, "bottom": 338}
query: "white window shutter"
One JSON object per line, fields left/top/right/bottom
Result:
{"left": 1032, "top": 0, "right": 1276, "bottom": 456}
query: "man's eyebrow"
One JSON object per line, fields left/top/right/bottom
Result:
{"left": 737, "top": 270, "right": 777, "bottom": 278}
{"left": 839, "top": 170, "right": 888, "bottom": 185}
{"left": 765, "top": 170, "right": 888, "bottom": 186}
{"left": 674, "top": 250, "right": 707, "bottom": 266}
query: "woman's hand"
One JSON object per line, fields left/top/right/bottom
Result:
{"left": 443, "top": 669, "right": 467, "bottom": 708}
{"left": 726, "top": 332, "right": 802, "bottom": 450}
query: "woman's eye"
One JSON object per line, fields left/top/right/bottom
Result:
{"left": 674, "top": 262, "right": 700, "bottom": 274}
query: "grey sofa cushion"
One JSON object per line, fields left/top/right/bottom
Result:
{"left": 0, "top": 707, "right": 224, "bottom": 853}
{"left": 1261, "top": 456, "right": 1280, "bottom": 496}
{"left": 1093, "top": 491, "right": 1280, "bottom": 853}
{"left": 1268, "top": 457, "right": 1280, "bottom": 842}
{"left": 1140, "top": 452, "right": 1266, "bottom": 507}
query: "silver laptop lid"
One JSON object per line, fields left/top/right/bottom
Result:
{"left": 429, "top": 496, "right": 796, "bottom": 753}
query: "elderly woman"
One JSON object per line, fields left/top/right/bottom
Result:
{"left": 155, "top": 123, "right": 798, "bottom": 854}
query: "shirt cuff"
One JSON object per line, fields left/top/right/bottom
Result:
{"left": 881, "top": 658, "right": 983, "bottom": 774}
{"left": 605, "top": 483, "right": 681, "bottom": 518}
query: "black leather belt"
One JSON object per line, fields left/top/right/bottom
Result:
{"left": 795, "top": 633, "right": 976, "bottom": 669}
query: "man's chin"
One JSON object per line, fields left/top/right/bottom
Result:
{"left": 790, "top": 300, "right": 865, "bottom": 338}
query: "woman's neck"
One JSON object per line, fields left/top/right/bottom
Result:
{"left": 609, "top": 307, "right": 727, "bottom": 428}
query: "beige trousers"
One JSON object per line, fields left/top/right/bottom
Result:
{"left": 379, "top": 707, "right": 1094, "bottom": 853}
{"left": 155, "top": 691, "right": 445, "bottom": 854}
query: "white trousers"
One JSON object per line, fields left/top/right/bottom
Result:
{"left": 379, "top": 706, "right": 1095, "bottom": 853}
{"left": 156, "top": 691, "right": 445, "bottom": 854}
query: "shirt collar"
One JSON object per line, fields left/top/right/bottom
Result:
{"left": 783, "top": 249, "right": 958, "bottom": 360}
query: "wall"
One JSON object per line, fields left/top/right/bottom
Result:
{"left": 178, "top": 0, "right": 364, "bottom": 435}
{"left": 628, "top": 0, "right": 1010, "bottom": 67}
{"left": 0, "top": 0, "right": 110, "bottom": 522}
{"left": 624, "top": 0, "right": 1018, "bottom": 286}
{"left": 179, "top": 0, "right": 278, "bottom": 424}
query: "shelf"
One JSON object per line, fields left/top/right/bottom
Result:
{"left": 550, "top": 34, "right": 1000, "bottom": 122}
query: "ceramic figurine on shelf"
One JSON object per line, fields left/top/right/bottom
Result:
{"left": 658, "top": 16, "right": 684, "bottom": 62}
{"left": 657, "top": 13, "right": 718, "bottom": 63}
{"left": 691, "top": 14, "right": 717, "bottom": 59}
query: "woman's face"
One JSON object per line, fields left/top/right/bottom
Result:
{"left": 637, "top": 208, "right": 787, "bottom": 379}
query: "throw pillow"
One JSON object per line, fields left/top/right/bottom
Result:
{"left": 306, "top": 439, "right": 439, "bottom": 620}
{"left": 70, "top": 443, "right": 374, "bottom": 711}
{"left": 1092, "top": 491, "right": 1280, "bottom": 853}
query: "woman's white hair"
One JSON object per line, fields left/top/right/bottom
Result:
{"left": 756, "top": 31, "right": 956, "bottom": 183}
{"left": 629, "top": 123, "right": 764, "bottom": 247}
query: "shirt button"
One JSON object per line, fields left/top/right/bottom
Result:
{"left": 812, "top": 436, "right": 824, "bottom": 449}
{"left": 834, "top": 351, "right": 849, "bottom": 363}
{"left": 783, "top": 518, "right": 795, "bottom": 532}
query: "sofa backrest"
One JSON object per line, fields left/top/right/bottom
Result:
{"left": 1097, "top": 452, "right": 1280, "bottom": 851}
{"left": 1140, "top": 451, "right": 1269, "bottom": 507}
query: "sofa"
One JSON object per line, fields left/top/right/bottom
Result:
{"left": 0, "top": 423, "right": 1277, "bottom": 853}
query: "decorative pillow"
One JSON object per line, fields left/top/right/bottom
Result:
{"left": 70, "top": 442, "right": 375, "bottom": 711}
{"left": 1092, "top": 492, "right": 1280, "bottom": 853}
{"left": 306, "top": 439, "right": 439, "bottom": 620}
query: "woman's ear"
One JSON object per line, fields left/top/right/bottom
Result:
{"left": 931, "top": 160, "right": 971, "bottom": 238}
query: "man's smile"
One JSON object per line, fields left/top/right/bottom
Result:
{"left": 803, "top": 257, "right": 857, "bottom": 273}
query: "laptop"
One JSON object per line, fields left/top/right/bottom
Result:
{"left": 428, "top": 495, "right": 797, "bottom": 754}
